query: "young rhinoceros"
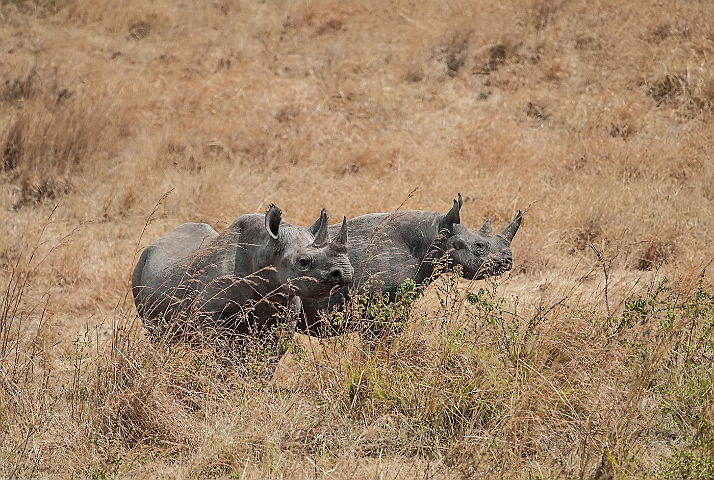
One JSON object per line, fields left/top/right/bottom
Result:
{"left": 298, "top": 195, "right": 522, "bottom": 337}
{"left": 132, "top": 205, "right": 354, "bottom": 371}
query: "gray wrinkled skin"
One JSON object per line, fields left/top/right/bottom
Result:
{"left": 132, "top": 205, "right": 354, "bottom": 372}
{"left": 298, "top": 195, "right": 522, "bottom": 337}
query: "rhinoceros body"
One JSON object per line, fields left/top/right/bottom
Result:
{"left": 298, "top": 196, "right": 521, "bottom": 337}
{"left": 132, "top": 205, "right": 354, "bottom": 370}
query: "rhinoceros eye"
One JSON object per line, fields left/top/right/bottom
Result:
{"left": 297, "top": 257, "right": 312, "bottom": 271}
{"left": 474, "top": 242, "right": 486, "bottom": 251}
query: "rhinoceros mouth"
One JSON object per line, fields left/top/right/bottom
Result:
{"left": 473, "top": 257, "right": 512, "bottom": 278}
{"left": 290, "top": 278, "right": 350, "bottom": 295}
{"left": 490, "top": 260, "right": 512, "bottom": 276}
{"left": 323, "top": 279, "right": 350, "bottom": 289}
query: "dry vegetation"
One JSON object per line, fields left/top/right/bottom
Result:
{"left": 1, "top": 0, "right": 714, "bottom": 477}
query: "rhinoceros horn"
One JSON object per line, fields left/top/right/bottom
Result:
{"left": 499, "top": 210, "right": 523, "bottom": 243}
{"left": 479, "top": 219, "right": 493, "bottom": 235}
{"left": 311, "top": 209, "right": 330, "bottom": 247}
{"left": 330, "top": 216, "right": 348, "bottom": 254}
{"left": 265, "top": 204, "right": 282, "bottom": 240}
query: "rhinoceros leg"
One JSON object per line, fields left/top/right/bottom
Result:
{"left": 261, "top": 296, "right": 301, "bottom": 380}
{"left": 285, "top": 296, "right": 301, "bottom": 346}
{"left": 210, "top": 297, "right": 299, "bottom": 380}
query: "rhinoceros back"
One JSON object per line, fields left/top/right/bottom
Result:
{"left": 132, "top": 222, "right": 219, "bottom": 322}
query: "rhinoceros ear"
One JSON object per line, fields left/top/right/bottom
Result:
{"left": 265, "top": 204, "right": 282, "bottom": 240}
{"left": 479, "top": 219, "right": 493, "bottom": 235}
{"left": 499, "top": 210, "right": 523, "bottom": 243}
{"left": 311, "top": 209, "right": 330, "bottom": 247}
{"left": 439, "top": 194, "right": 462, "bottom": 232}
{"left": 307, "top": 209, "right": 326, "bottom": 237}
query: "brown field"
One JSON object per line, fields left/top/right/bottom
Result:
{"left": 1, "top": 0, "right": 714, "bottom": 478}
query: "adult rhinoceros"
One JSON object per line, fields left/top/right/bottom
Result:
{"left": 298, "top": 195, "right": 522, "bottom": 337}
{"left": 132, "top": 205, "right": 354, "bottom": 372}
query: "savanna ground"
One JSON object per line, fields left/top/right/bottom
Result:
{"left": 1, "top": 0, "right": 714, "bottom": 478}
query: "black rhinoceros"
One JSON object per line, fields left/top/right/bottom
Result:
{"left": 298, "top": 195, "right": 521, "bottom": 337}
{"left": 132, "top": 205, "right": 354, "bottom": 371}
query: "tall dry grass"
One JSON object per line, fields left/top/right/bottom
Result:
{"left": 1, "top": 0, "right": 713, "bottom": 477}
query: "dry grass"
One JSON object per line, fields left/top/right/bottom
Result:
{"left": 1, "top": 0, "right": 714, "bottom": 477}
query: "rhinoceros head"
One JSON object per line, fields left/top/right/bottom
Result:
{"left": 442, "top": 195, "right": 522, "bottom": 280}
{"left": 264, "top": 205, "right": 354, "bottom": 299}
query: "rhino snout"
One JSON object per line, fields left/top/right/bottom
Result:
{"left": 492, "top": 252, "right": 513, "bottom": 274}
{"left": 328, "top": 264, "right": 354, "bottom": 286}
{"left": 329, "top": 268, "right": 345, "bottom": 284}
{"left": 502, "top": 254, "right": 513, "bottom": 271}
{"left": 469, "top": 252, "right": 513, "bottom": 279}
